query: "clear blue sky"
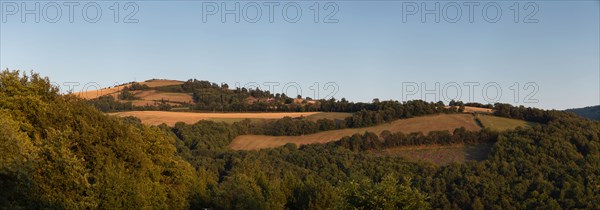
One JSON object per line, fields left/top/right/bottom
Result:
{"left": 1, "top": 1, "right": 598, "bottom": 110}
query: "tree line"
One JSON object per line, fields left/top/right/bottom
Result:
{"left": 331, "top": 127, "right": 499, "bottom": 152}
{"left": 89, "top": 78, "right": 474, "bottom": 113}
{"left": 3, "top": 70, "right": 600, "bottom": 209}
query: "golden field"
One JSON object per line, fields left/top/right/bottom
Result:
{"left": 110, "top": 111, "right": 321, "bottom": 126}
{"left": 230, "top": 114, "right": 481, "bottom": 150}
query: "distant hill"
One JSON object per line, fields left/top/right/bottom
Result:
{"left": 74, "top": 79, "right": 185, "bottom": 100}
{"left": 566, "top": 105, "right": 600, "bottom": 120}
{"left": 73, "top": 79, "right": 322, "bottom": 112}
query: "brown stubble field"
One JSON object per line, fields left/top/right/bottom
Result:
{"left": 110, "top": 111, "right": 322, "bottom": 126}
{"left": 73, "top": 79, "right": 184, "bottom": 99}
{"left": 229, "top": 114, "right": 481, "bottom": 150}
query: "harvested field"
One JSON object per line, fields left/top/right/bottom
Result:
{"left": 110, "top": 111, "right": 321, "bottom": 126}
{"left": 464, "top": 106, "right": 493, "bottom": 113}
{"left": 304, "top": 112, "right": 353, "bottom": 121}
{"left": 75, "top": 85, "right": 126, "bottom": 99}
{"left": 73, "top": 79, "right": 184, "bottom": 99}
{"left": 477, "top": 114, "right": 534, "bottom": 131}
{"left": 230, "top": 114, "right": 481, "bottom": 150}
{"left": 129, "top": 90, "right": 193, "bottom": 106}
{"left": 141, "top": 79, "right": 184, "bottom": 87}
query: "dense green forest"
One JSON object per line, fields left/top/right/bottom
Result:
{"left": 0, "top": 71, "right": 196, "bottom": 209}
{"left": 2, "top": 71, "right": 600, "bottom": 209}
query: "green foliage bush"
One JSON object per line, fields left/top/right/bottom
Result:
{"left": 124, "top": 82, "right": 149, "bottom": 91}
{"left": 0, "top": 70, "right": 196, "bottom": 209}
{"left": 118, "top": 89, "right": 138, "bottom": 100}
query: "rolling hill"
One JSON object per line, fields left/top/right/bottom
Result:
{"left": 74, "top": 79, "right": 184, "bottom": 99}
{"left": 6, "top": 71, "right": 598, "bottom": 209}
{"left": 75, "top": 78, "right": 327, "bottom": 112}
{"left": 230, "top": 113, "right": 533, "bottom": 150}
{"left": 230, "top": 114, "right": 482, "bottom": 150}
{"left": 566, "top": 105, "right": 600, "bottom": 120}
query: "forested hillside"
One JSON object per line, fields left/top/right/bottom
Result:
{"left": 2, "top": 71, "right": 600, "bottom": 209}
{"left": 0, "top": 71, "right": 197, "bottom": 209}
{"left": 567, "top": 105, "right": 600, "bottom": 121}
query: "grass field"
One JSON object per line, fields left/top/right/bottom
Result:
{"left": 134, "top": 90, "right": 193, "bottom": 102}
{"left": 204, "top": 118, "right": 268, "bottom": 124}
{"left": 373, "top": 143, "right": 493, "bottom": 165}
{"left": 128, "top": 90, "right": 193, "bottom": 106}
{"left": 141, "top": 79, "right": 184, "bottom": 87}
{"left": 73, "top": 79, "right": 184, "bottom": 99}
{"left": 75, "top": 84, "right": 127, "bottom": 99}
{"left": 304, "top": 112, "right": 353, "bottom": 121}
{"left": 463, "top": 106, "right": 493, "bottom": 113}
{"left": 110, "top": 111, "right": 321, "bottom": 126}
{"left": 477, "top": 114, "right": 534, "bottom": 131}
{"left": 230, "top": 114, "right": 481, "bottom": 150}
